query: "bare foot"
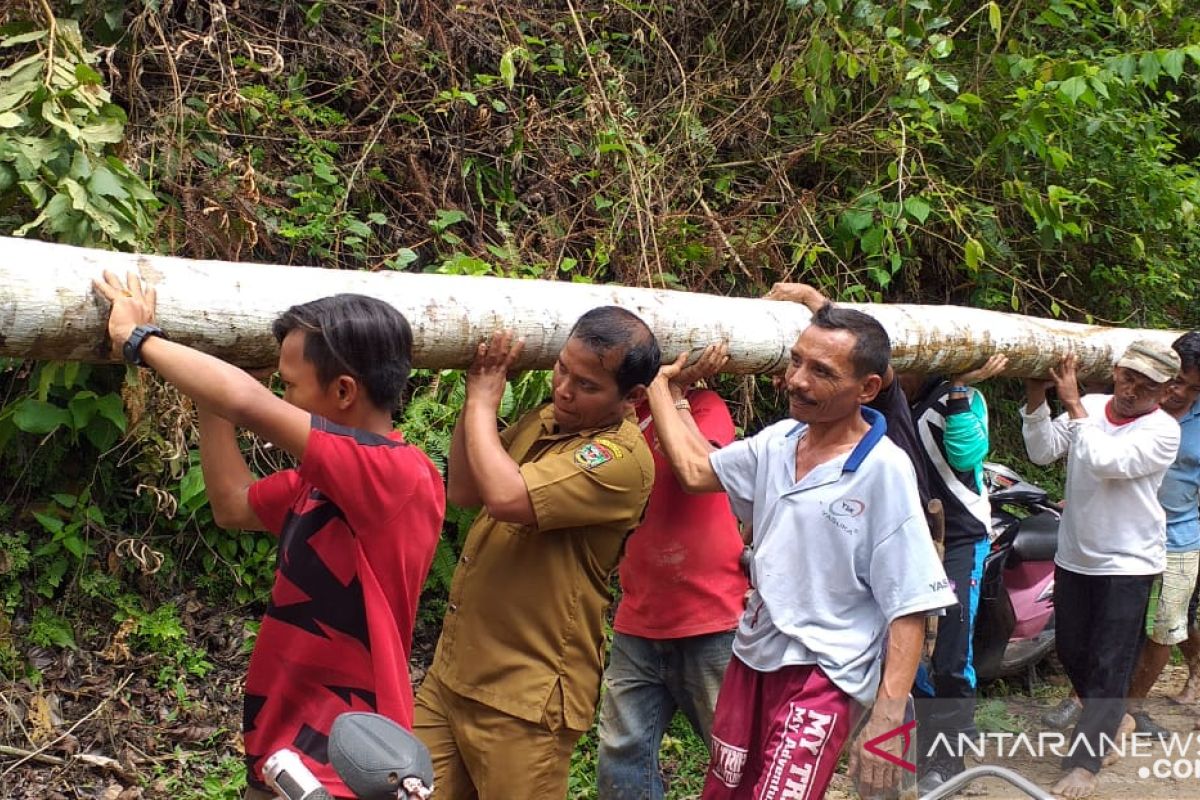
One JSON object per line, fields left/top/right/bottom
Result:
{"left": 1101, "top": 714, "right": 1136, "bottom": 767}
{"left": 1051, "top": 767, "right": 1098, "bottom": 799}
{"left": 1174, "top": 678, "right": 1200, "bottom": 705}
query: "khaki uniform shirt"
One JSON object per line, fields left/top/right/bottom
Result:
{"left": 428, "top": 404, "right": 654, "bottom": 730}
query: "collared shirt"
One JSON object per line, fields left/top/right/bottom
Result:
{"left": 710, "top": 407, "right": 957, "bottom": 705}
{"left": 428, "top": 404, "right": 654, "bottom": 730}
{"left": 1161, "top": 399, "right": 1200, "bottom": 552}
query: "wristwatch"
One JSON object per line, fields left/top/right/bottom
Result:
{"left": 122, "top": 324, "right": 167, "bottom": 366}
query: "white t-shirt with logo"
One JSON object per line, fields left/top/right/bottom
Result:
{"left": 710, "top": 408, "right": 957, "bottom": 705}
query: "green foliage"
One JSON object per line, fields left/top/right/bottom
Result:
{"left": 150, "top": 750, "right": 247, "bottom": 800}
{"left": 0, "top": 17, "right": 158, "bottom": 245}
{"left": 177, "top": 454, "right": 277, "bottom": 605}
{"left": 130, "top": 602, "right": 214, "bottom": 698}
{"left": 28, "top": 605, "right": 76, "bottom": 649}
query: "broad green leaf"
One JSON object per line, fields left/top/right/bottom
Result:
{"left": 988, "top": 2, "right": 1002, "bottom": 35}
{"left": 41, "top": 100, "right": 81, "bottom": 139}
{"left": 929, "top": 36, "right": 953, "bottom": 60}
{"left": 179, "top": 466, "right": 208, "bottom": 510}
{"left": 1, "top": 30, "right": 48, "bottom": 47}
{"left": 88, "top": 165, "right": 129, "bottom": 199}
{"left": 1057, "top": 76, "right": 1087, "bottom": 104}
{"left": 841, "top": 209, "right": 874, "bottom": 232}
{"left": 1159, "top": 49, "right": 1185, "bottom": 80}
{"left": 68, "top": 390, "right": 98, "bottom": 429}
{"left": 1139, "top": 52, "right": 1161, "bottom": 85}
{"left": 0, "top": 83, "right": 35, "bottom": 112}
{"left": 74, "top": 62, "right": 103, "bottom": 85}
{"left": 386, "top": 248, "right": 419, "bottom": 270}
{"left": 0, "top": 110, "right": 22, "bottom": 127}
{"left": 62, "top": 534, "right": 85, "bottom": 559}
{"left": 13, "top": 398, "right": 70, "bottom": 434}
{"left": 904, "top": 197, "right": 932, "bottom": 224}
{"left": 964, "top": 238, "right": 984, "bottom": 271}
{"left": 312, "top": 161, "right": 337, "bottom": 183}
{"left": 0, "top": 53, "right": 42, "bottom": 79}
{"left": 859, "top": 225, "right": 885, "bottom": 256}
{"left": 83, "top": 418, "right": 119, "bottom": 451}
{"left": 806, "top": 38, "right": 833, "bottom": 76}
{"left": 342, "top": 216, "right": 372, "bottom": 237}
{"left": 32, "top": 511, "right": 64, "bottom": 535}
{"left": 94, "top": 393, "right": 125, "bottom": 432}
{"left": 78, "top": 117, "right": 124, "bottom": 144}
{"left": 51, "top": 493, "right": 77, "bottom": 508}
{"left": 934, "top": 72, "right": 958, "bottom": 93}
{"left": 499, "top": 48, "right": 518, "bottom": 90}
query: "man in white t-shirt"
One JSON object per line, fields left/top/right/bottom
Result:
{"left": 647, "top": 304, "right": 956, "bottom": 800}
{"left": 1021, "top": 341, "right": 1181, "bottom": 799}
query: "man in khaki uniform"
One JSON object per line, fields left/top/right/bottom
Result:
{"left": 415, "top": 306, "right": 660, "bottom": 799}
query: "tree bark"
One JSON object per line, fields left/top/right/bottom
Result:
{"left": 0, "top": 237, "right": 1181, "bottom": 380}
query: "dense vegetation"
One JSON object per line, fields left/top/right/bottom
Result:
{"left": 1, "top": 0, "right": 1198, "bottom": 797}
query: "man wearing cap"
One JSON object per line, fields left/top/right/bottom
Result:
{"left": 1022, "top": 341, "right": 1182, "bottom": 799}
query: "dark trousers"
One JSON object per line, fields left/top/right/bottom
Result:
{"left": 915, "top": 535, "right": 988, "bottom": 762}
{"left": 1054, "top": 565, "right": 1155, "bottom": 774}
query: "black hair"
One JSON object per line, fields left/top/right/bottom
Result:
{"left": 808, "top": 302, "right": 891, "bottom": 378}
{"left": 568, "top": 306, "right": 661, "bottom": 395}
{"left": 272, "top": 294, "right": 413, "bottom": 411}
{"left": 1174, "top": 331, "right": 1200, "bottom": 374}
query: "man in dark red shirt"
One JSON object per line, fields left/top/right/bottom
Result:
{"left": 597, "top": 345, "right": 749, "bottom": 799}
{"left": 93, "top": 272, "right": 445, "bottom": 798}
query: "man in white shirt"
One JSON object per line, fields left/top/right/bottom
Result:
{"left": 647, "top": 304, "right": 956, "bottom": 800}
{"left": 1021, "top": 341, "right": 1182, "bottom": 799}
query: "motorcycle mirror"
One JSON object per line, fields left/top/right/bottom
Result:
{"left": 328, "top": 712, "right": 434, "bottom": 800}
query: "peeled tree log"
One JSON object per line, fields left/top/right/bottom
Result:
{"left": 0, "top": 237, "right": 1183, "bottom": 381}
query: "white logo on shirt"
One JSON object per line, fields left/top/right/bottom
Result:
{"left": 823, "top": 497, "right": 866, "bottom": 534}
{"left": 760, "top": 704, "right": 836, "bottom": 800}
{"left": 710, "top": 735, "right": 748, "bottom": 788}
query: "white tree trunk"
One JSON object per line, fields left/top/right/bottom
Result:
{"left": 0, "top": 237, "right": 1181, "bottom": 380}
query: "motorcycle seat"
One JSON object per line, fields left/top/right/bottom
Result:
{"left": 1010, "top": 511, "right": 1059, "bottom": 564}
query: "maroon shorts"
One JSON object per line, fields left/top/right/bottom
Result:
{"left": 702, "top": 657, "right": 857, "bottom": 800}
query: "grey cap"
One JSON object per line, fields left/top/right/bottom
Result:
{"left": 1116, "top": 339, "right": 1181, "bottom": 384}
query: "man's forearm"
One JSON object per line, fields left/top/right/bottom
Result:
{"left": 447, "top": 416, "right": 482, "bottom": 507}
{"left": 462, "top": 400, "right": 535, "bottom": 523}
{"left": 197, "top": 407, "right": 264, "bottom": 531}
{"left": 878, "top": 614, "right": 925, "bottom": 704}
{"left": 646, "top": 379, "right": 722, "bottom": 493}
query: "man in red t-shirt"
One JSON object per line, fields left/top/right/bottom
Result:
{"left": 93, "top": 273, "right": 445, "bottom": 798}
{"left": 597, "top": 345, "right": 749, "bottom": 799}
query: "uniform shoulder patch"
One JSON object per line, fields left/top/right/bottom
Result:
{"left": 592, "top": 437, "right": 624, "bottom": 458}
{"left": 574, "top": 440, "right": 616, "bottom": 470}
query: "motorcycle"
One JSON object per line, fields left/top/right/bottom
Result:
{"left": 971, "top": 462, "right": 1061, "bottom": 683}
{"left": 263, "top": 712, "right": 434, "bottom": 800}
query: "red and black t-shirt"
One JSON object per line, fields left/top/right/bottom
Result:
{"left": 243, "top": 416, "right": 444, "bottom": 797}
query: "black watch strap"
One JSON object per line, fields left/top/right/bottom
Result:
{"left": 122, "top": 324, "right": 167, "bottom": 366}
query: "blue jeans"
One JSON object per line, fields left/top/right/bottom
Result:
{"left": 596, "top": 630, "right": 735, "bottom": 800}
